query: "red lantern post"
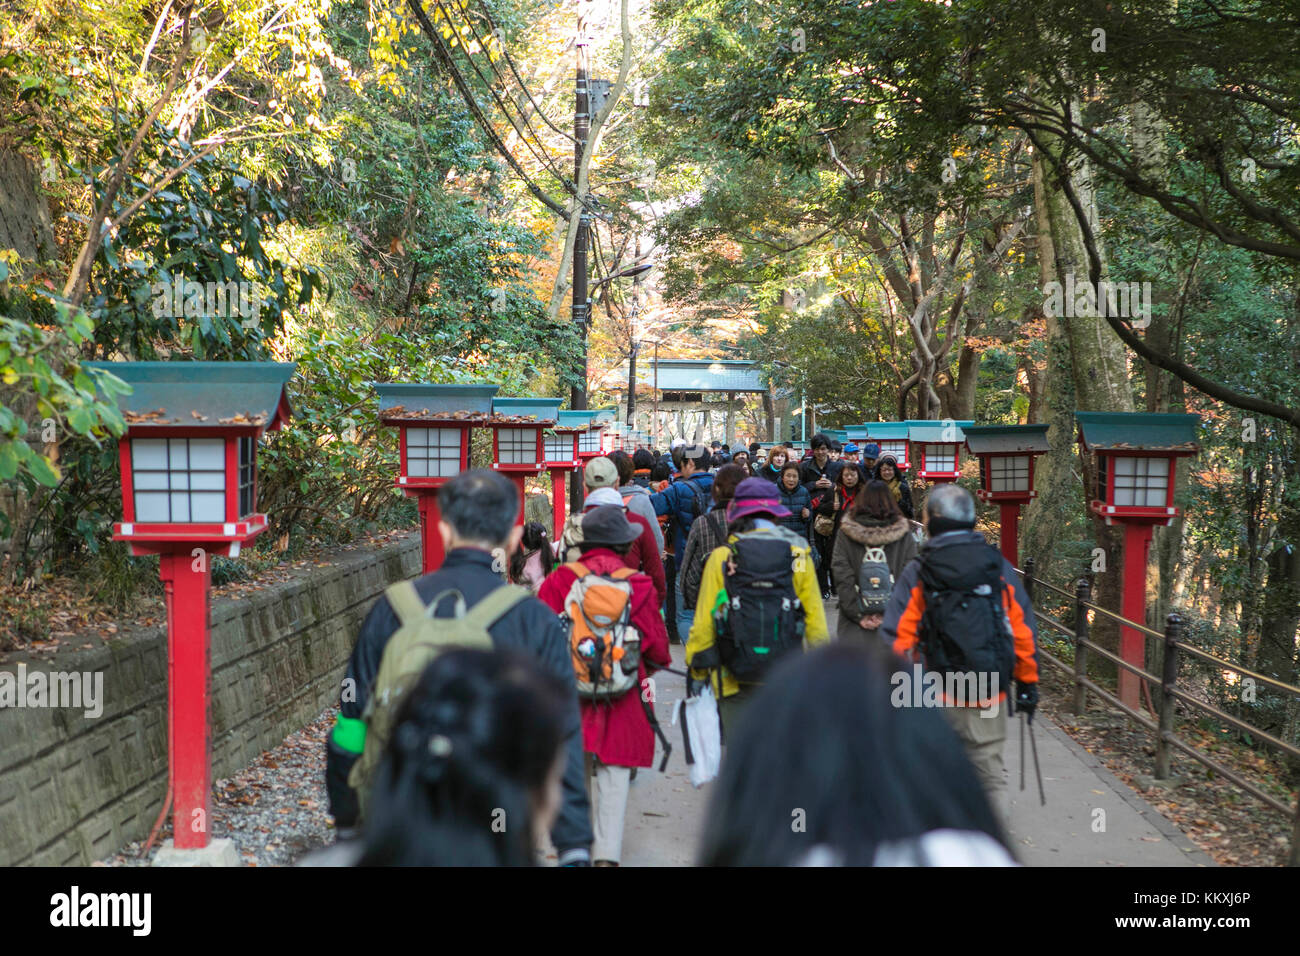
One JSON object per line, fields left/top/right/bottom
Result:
{"left": 87, "top": 361, "right": 295, "bottom": 863}
{"left": 907, "top": 419, "right": 973, "bottom": 484}
{"left": 376, "top": 383, "right": 499, "bottom": 574}
{"left": 1077, "top": 412, "right": 1201, "bottom": 710}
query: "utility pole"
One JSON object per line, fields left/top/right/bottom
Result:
{"left": 653, "top": 339, "right": 659, "bottom": 447}
{"left": 570, "top": 0, "right": 591, "bottom": 514}
{"left": 625, "top": 236, "right": 643, "bottom": 432}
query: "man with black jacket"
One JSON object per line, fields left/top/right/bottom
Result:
{"left": 325, "top": 469, "right": 593, "bottom": 865}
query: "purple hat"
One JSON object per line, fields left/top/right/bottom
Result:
{"left": 726, "top": 477, "right": 792, "bottom": 523}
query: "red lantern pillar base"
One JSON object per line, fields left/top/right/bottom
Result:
{"left": 157, "top": 550, "right": 213, "bottom": 851}
{"left": 550, "top": 468, "right": 567, "bottom": 541}
{"left": 1119, "top": 522, "right": 1154, "bottom": 711}
{"left": 416, "top": 492, "right": 446, "bottom": 574}
{"left": 998, "top": 502, "right": 1021, "bottom": 568}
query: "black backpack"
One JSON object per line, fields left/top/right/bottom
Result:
{"left": 916, "top": 540, "right": 1015, "bottom": 688}
{"left": 856, "top": 547, "right": 894, "bottom": 615}
{"left": 712, "top": 531, "right": 805, "bottom": 681}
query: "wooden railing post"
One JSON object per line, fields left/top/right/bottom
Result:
{"left": 1154, "top": 611, "right": 1182, "bottom": 780}
{"left": 1072, "top": 577, "right": 1091, "bottom": 715}
{"left": 1023, "top": 556, "right": 1035, "bottom": 605}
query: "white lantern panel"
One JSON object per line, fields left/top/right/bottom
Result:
{"left": 191, "top": 492, "right": 226, "bottom": 522}
{"left": 545, "top": 434, "right": 574, "bottom": 463}
{"left": 1110, "top": 456, "right": 1169, "bottom": 508}
{"left": 189, "top": 439, "right": 225, "bottom": 469}
{"left": 499, "top": 428, "right": 539, "bottom": 464}
{"left": 923, "top": 444, "right": 956, "bottom": 471}
{"left": 132, "top": 439, "right": 168, "bottom": 470}
{"left": 132, "top": 437, "right": 227, "bottom": 523}
{"left": 880, "top": 440, "right": 908, "bottom": 463}
{"left": 578, "top": 430, "right": 601, "bottom": 453}
{"left": 405, "top": 427, "right": 463, "bottom": 478}
{"left": 989, "top": 455, "right": 1030, "bottom": 492}
{"left": 135, "top": 492, "right": 171, "bottom": 522}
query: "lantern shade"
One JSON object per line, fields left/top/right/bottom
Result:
{"left": 1076, "top": 412, "right": 1200, "bottom": 525}
{"left": 547, "top": 410, "right": 589, "bottom": 469}
{"left": 84, "top": 361, "right": 297, "bottom": 554}
{"left": 964, "top": 424, "right": 1051, "bottom": 502}
{"left": 905, "top": 420, "right": 973, "bottom": 481}
{"left": 374, "top": 383, "right": 499, "bottom": 490}
{"left": 489, "top": 396, "right": 557, "bottom": 474}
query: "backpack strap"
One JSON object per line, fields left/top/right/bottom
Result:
{"left": 565, "top": 561, "right": 589, "bottom": 579}
{"left": 610, "top": 566, "right": 637, "bottom": 581}
{"left": 385, "top": 580, "right": 429, "bottom": 628}
{"left": 463, "top": 584, "right": 532, "bottom": 630}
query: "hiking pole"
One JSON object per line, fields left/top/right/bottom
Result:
{"left": 1028, "top": 719, "right": 1046, "bottom": 806}
{"left": 1019, "top": 713, "right": 1026, "bottom": 792}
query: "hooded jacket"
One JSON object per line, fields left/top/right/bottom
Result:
{"left": 830, "top": 513, "right": 920, "bottom": 639}
{"left": 686, "top": 525, "right": 830, "bottom": 698}
{"left": 650, "top": 471, "right": 715, "bottom": 555}
{"left": 881, "top": 530, "right": 1039, "bottom": 706}
{"left": 537, "top": 549, "right": 672, "bottom": 767}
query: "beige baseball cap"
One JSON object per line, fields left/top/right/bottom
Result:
{"left": 583, "top": 456, "right": 619, "bottom": 489}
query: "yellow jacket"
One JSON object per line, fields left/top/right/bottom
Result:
{"left": 686, "top": 528, "right": 829, "bottom": 697}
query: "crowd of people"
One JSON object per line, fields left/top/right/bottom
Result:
{"left": 320, "top": 431, "right": 1040, "bottom": 867}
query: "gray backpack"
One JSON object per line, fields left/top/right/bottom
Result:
{"left": 856, "top": 547, "right": 894, "bottom": 615}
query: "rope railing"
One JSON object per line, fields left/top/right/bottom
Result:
{"left": 1016, "top": 557, "right": 1300, "bottom": 866}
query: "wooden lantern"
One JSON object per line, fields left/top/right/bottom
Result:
{"left": 963, "top": 424, "right": 1052, "bottom": 566}
{"left": 547, "top": 410, "right": 589, "bottom": 540}
{"left": 1076, "top": 411, "right": 1201, "bottom": 709}
{"left": 864, "top": 421, "right": 912, "bottom": 471}
{"left": 375, "top": 382, "right": 499, "bottom": 573}
{"left": 84, "top": 360, "right": 295, "bottom": 859}
{"left": 490, "top": 397, "right": 559, "bottom": 527}
{"left": 906, "top": 419, "right": 974, "bottom": 483}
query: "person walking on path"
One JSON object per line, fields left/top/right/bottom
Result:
{"left": 696, "top": 644, "right": 1014, "bottom": 866}
{"left": 872, "top": 454, "right": 915, "bottom": 521}
{"left": 831, "top": 480, "right": 919, "bottom": 646}
{"left": 811, "top": 459, "right": 864, "bottom": 599}
{"left": 650, "top": 443, "right": 715, "bottom": 644}
{"left": 326, "top": 469, "right": 593, "bottom": 865}
{"left": 538, "top": 506, "right": 672, "bottom": 867}
{"left": 680, "top": 464, "right": 749, "bottom": 611}
{"left": 800, "top": 434, "right": 838, "bottom": 598}
{"left": 880, "top": 484, "right": 1039, "bottom": 825}
{"left": 559, "top": 485, "right": 666, "bottom": 604}
{"left": 776, "top": 462, "right": 812, "bottom": 540}
{"left": 610, "top": 450, "right": 665, "bottom": 555}
{"left": 757, "top": 445, "right": 791, "bottom": 485}
{"left": 686, "top": 478, "right": 829, "bottom": 737}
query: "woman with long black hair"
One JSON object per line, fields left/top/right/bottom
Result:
{"left": 356, "top": 648, "right": 570, "bottom": 866}
{"left": 698, "top": 643, "right": 1015, "bottom": 866}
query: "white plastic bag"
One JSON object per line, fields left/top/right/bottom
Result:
{"left": 672, "top": 683, "right": 722, "bottom": 788}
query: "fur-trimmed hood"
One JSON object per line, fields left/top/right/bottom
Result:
{"left": 838, "top": 513, "right": 911, "bottom": 547}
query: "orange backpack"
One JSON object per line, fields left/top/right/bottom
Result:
{"left": 561, "top": 563, "right": 642, "bottom": 700}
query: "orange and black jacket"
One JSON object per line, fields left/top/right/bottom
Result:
{"left": 880, "top": 530, "right": 1038, "bottom": 706}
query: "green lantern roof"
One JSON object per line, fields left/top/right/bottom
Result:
{"left": 906, "top": 419, "right": 974, "bottom": 442}
{"left": 555, "top": 410, "right": 593, "bottom": 432}
{"left": 845, "top": 425, "right": 869, "bottom": 441}
{"left": 84, "top": 361, "right": 296, "bottom": 431}
{"left": 491, "top": 396, "right": 560, "bottom": 423}
{"left": 589, "top": 407, "right": 617, "bottom": 424}
{"left": 963, "top": 424, "right": 1051, "bottom": 455}
{"left": 865, "top": 421, "right": 911, "bottom": 440}
{"left": 1076, "top": 412, "right": 1201, "bottom": 453}
{"left": 373, "top": 382, "right": 498, "bottom": 421}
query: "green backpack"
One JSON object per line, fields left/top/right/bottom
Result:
{"left": 347, "top": 580, "right": 530, "bottom": 817}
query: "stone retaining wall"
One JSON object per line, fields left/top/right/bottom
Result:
{"left": 0, "top": 532, "right": 420, "bottom": 866}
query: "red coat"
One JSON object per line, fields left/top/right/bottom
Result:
{"left": 538, "top": 549, "right": 672, "bottom": 767}
{"left": 626, "top": 511, "right": 667, "bottom": 604}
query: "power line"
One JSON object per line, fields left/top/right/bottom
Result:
{"left": 404, "top": 0, "right": 569, "bottom": 218}
{"left": 429, "top": 0, "right": 574, "bottom": 192}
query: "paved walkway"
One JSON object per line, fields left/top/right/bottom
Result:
{"left": 622, "top": 606, "right": 1213, "bottom": 867}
